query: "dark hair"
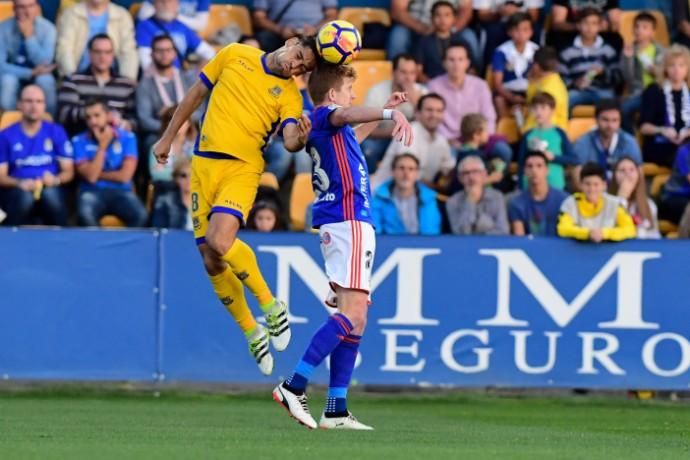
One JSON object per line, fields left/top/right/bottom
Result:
{"left": 524, "top": 150, "right": 549, "bottom": 165}
{"left": 530, "top": 91, "right": 556, "bottom": 109}
{"left": 87, "top": 33, "right": 113, "bottom": 51}
{"left": 392, "top": 53, "right": 418, "bottom": 70}
{"left": 307, "top": 62, "right": 357, "bottom": 105}
{"left": 159, "top": 105, "right": 197, "bottom": 138}
{"left": 577, "top": 7, "right": 602, "bottom": 23}
{"left": 595, "top": 99, "right": 622, "bottom": 118}
{"left": 532, "top": 46, "right": 559, "bottom": 72}
{"left": 417, "top": 92, "right": 445, "bottom": 111}
{"left": 247, "top": 200, "right": 284, "bottom": 231}
{"left": 579, "top": 162, "right": 607, "bottom": 182}
{"left": 84, "top": 97, "right": 108, "bottom": 112}
{"left": 634, "top": 11, "right": 657, "bottom": 28}
{"left": 152, "top": 34, "right": 175, "bottom": 51}
{"left": 392, "top": 152, "right": 420, "bottom": 170}
{"left": 298, "top": 35, "right": 318, "bottom": 60}
{"left": 460, "top": 113, "right": 487, "bottom": 140}
{"left": 443, "top": 41, "right": 470, "bottom": 60}
{"left": 431, "top": 0, "right": 455, "bottom": 16}
{"left": 507, "top": 12, "right": 532, "bottom": 30}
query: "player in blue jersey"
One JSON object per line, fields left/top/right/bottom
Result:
{"left": 273, "top": 63, "right": 413, "bottom": 430}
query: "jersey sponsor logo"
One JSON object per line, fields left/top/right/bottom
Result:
{"left": 358, "top": 163, "right": 370, "bottom": 209}
{"left": 269, "top": 86, "right": 282, "bottom": 98}
{"left": 15, "top": 154, "right": 53, "bottom": 167}
{"left": 237, "top": 59, "right": 254, "bottom": 72}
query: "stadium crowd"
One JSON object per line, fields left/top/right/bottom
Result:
{"left": 1, "top": 0, "right": 689, "bottom": 241}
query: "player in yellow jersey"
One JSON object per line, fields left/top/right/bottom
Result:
{"left": 153, "top": 37, "right": 318, "bottom": 375}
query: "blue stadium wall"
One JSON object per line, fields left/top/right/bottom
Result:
{"left": 2, "top": 228, "right": 690, "bottom": 390}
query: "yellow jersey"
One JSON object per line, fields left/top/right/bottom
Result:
{"left": 197, "top": 44, "right": 303, "bottom": 169}
{"left": 523, "top": 72, "right": 569, "bottom": 133}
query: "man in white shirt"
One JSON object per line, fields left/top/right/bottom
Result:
{"left": 372, "top": 93, "right": 454, "bottom": 188}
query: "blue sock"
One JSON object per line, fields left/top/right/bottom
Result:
{"left": 284, "top": 313, "right": 353, "bottom": 394}
{"left": 325, "top": 334, "right": 361, "bottom": 417}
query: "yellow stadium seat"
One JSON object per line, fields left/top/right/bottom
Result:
{"left": 289, "top": 173, "right": 314, "bottom": 231}
{"left": 496, "top": 117, "right": 520, "bottom": 144}
{"left": 99, "top": 215, "right": 126, "bottom": 228}
{"left": 338, "top": 7, "right": 391, "bottom": 33}
{"left": 650, "top": 173, "right": 670, "bottom": 199}
{"left": 350, "top": 60, "right": 392, "bottom": 105}
{"left": 200, "top": 4, "right": 252, "bottom": 41}
{"left": 658, "top": 219, "right": 678, "bottom": 236}
{"left": 571, "top": 105, "right": 595, "bottom": 118}
{"left": 0, "top": 111, "right": 51, "bottom": 129}
{"left": 566, "top": 117, "right": 596, "bottom": 142}
{"left": 666, "top": 231, "right": 679, "bottom": 239}
{"left": 620, "top": 10, "right": 670, "bottom": 46}
{"left": 358, "top": 49, "right": 386, "bottom": 61}
{"left": 259, "top": 172, "right": 280, "bottom": 190}
{"left": 642, "top": 163, "right": 671, "bottom": 177}
{"left": 129, "top": 2, "right": 141, "bottom": 17}
{"left": 0, "top": 1, "right": 41, "bottom": 20}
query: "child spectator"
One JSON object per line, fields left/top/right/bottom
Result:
{"left": 508, "top": 151, "right": 568, "bottom": 236}
{"left": 456, "top": 113, "right": 505, "bottom": 187}
{"left": 491, "top": 12, "right": 539, "bottom": 118}
{"left": 524, "top": 47, "right": 568, "bottom": 132}
{"left": 417, "top": 1, "right": 478, "bottom": 81}
{"left": 151, "top": 156, "right": 193, "bottom": 229}
{"left": 559, "top": 8, "right": 620, "bottom": 112}
{"left": 659, "top": 142, "right": 690, "bottom": 225}
{"left": 557, "top": 162, "right": 636, "bottom": 242}
{"left": 247, "top": 200, "right": 284, "bottom": 232}
{"left": 518, "top": 92, "right": 578, "bottom": 190}
{"left": 620, "top": 11, "right": 664, "bottom": 133}
{"left": 609, "top": 156, "right": 660, "bottom": 239}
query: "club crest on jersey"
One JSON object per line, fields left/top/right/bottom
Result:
{"left": 269, "top": 86, "right": 282, "bottom": 98}
{"left": 113, "top": 141, "right": 122, "bottom": 154}
{"left": 321, "top": 231, "right": 332, "bottom": 245}
{"left": 44, "top": 139, "right": 53, "bottom": 152}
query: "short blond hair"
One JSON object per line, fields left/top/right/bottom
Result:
{"left": 657, "top": 44, "right": 690, "bottom": 86}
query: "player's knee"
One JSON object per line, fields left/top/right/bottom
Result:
{"left": 205, "top": 230, "right": 234, "bottom": 257}
{"left": 343, "top": 306, "right": 368, "bottom": 332}
{"left": 198, "top": 245, "right": 226, "bottom": 275}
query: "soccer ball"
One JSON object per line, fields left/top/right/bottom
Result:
{"left": 316, "top": 20, "right": 362, "bottom": 65}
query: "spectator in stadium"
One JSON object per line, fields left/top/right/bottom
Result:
{"left": 559, "top": 8, "right": 620, "bottom": 113}
{"left": 416, "top": 1, "right": 480, "bottom": 80}
{"left": 363, "top": 54, "right": 426, "bottom": 172}
{"left": 428, "top": 43, "right": 512, "bottom": 165}
{"left": 0, "top": 85, "right": 74, "bottom": 226}
{"left": 639, "top": 44, "right": 690, "bottom": 168}
{"left": 0, "top": 0, "right": 57, "bottom": 115}
{"left": 73, "top": 98, "right": 147, "bottom": 228}
{"left": 548, "top": 0, "right": 621, "bottom": 52}
{"left": 56, "top": 0, "right": 138, "bottom": 80}
{"left": 136, "top": 0, "right": 215, "bottom": 70}
{"left": 137, "top": 0, "right": 210, "bottom": 33}
{"left": 609, "top": 156, "right": 660, "bottom": 239}
{"left": 475, "top": 0, "right": 542, "bottom": 71}
{"left": 151, "top": 155, "right": 192, "bottom": 229}
{"left": 620, "top": 11, "right": 664, "bottom": 134}
{"left": 508, "top": 151, "right": 568, "bottom": 236}
{"left": 453, "top": 113, "right": 507, "bottom": 190}
{"left": 371, "top": 93, "right": 454, "bottom": 189}
{"left": 572, "top": 100, "right": 642, "bottom": 187}
{"left": 388, "top": 0, "right": 478, "bottom": 63}
{"left": 57, "top": 34, "right": 137, "bottom": 137}
{"left": 149, "top": 105, "right": 196, "bottom": 192}
{"left": 372, "top": 153, "right": 442, "bottom": 235}
{"left": 247, "top": 199, "right": 285, "bottom": 232}
{"left": 491, "top": 12, "right": 539, "bottom": 119}
{"left": 678, "top": 202, "right": 690, "bottom": 238}
{"left": 659, "top": 142, "right": 690, "bottom": 225}
{"left": 518, "top": 92, "right": 577, "bottom": 191}
{"left": 446, "top": 155, "right": 509, "bottom": 235}
{"left": 252, "top": 0, "right": 337, "bottom": 52}
{"left": 557, "top": 162, "right": 636, "bottom": 242}
{"left": 137, "top": 35, "right": 197, "bottom": 153}
{"left": 673, "top": 0, "right": 690, "bottom": 49}
{"left": 523, "top": 46, "right": 568, "bottom": 132}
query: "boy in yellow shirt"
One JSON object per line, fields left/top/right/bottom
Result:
{"left": 524, "top": 47, "right": 569, "bottom": 133}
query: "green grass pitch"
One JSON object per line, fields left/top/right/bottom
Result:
{"left": 1, "top": 389, "right": 689, "bottom": 459}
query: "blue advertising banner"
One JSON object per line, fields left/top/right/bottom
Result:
{"left": 2, "top": 228, "right": 690, "bottom": 389}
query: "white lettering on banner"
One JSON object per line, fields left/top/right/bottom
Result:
{"left": 441, "top": 329, "right": 492, "bottom": 373}
{"left": 578, "top": 332, "right": 625, "bottom": 375}
{"left": 511, "top": 331, "right": 561, "bottom": 374}
{"left": 477, "top": 250, "right": 661, "bottom": 330}
{"left": 375, "top": 249, "right": 441, "bottom": 326}
{"left": 642, "top": 333, "right": 690, "bottom": 377}
{"left": 380, "top": 329, "right": 425, "bottom": 372}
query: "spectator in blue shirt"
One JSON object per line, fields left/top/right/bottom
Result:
{"left": 253, "top": 0, "right": 337, "bottom": 52}
{"left": 137, "top": 0, "right": 210, "bottom": 33}
{"left": 0, "top": 85, "right": 74, "bottom": 226}
{"left": 572, "top": 99, "right": 642, "bottom": 188}
{"left": 372, "top": 153, "right": 442, "bottom": 235}
{"left": 136, "top": 0, "right": 215, "bottom": 71}
{"left": 0, "top": 0, "right": 57, "bottom": 115}
{"left": 73, "top": 98, "right": 147, "bottom": 227}
{"left": 660, "top": 143, "right": 690, "bottom": 225}
{"left": 509, "top": 150, "right": 568, "bottom": 236}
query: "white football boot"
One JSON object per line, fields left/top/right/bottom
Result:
{"left": 265, "top": 299, "right": 291, "bottom": 351}
{"left": 272, "top": 384, "right": 318, "bottom": 429}
{"left": 319, "top": 412, "right": 374, "bottom": 430}
{"left": 248, "top": 325, "right": 273, "bottom": 375}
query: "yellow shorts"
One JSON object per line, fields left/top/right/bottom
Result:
{"left": 191, "top": 154, "right": 262, "bottom": 244}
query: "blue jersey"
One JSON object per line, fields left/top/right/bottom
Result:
{"left": 307, "top": 105, "right": 374, "bottom": 228}
{"left": 136, "top": 18, "right": 201, "bottom": 68}
{"left": 0, "top": 121, "right": 72, "bottom": 180}
{"left": 144, "top": 0, "right": 210, "bottom": 16}
{"left": 72, "top": 128, "right": 138, "bottom": 191}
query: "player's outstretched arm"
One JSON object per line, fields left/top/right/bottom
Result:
{"left": 332, "top": 107, "right": 414, "bottom": 147}
{"left": 354, "top": 92, "right": 408, "bottom": 143}
{"left": 283, "top": 114, "right": 312, "bottom": 152}
{"left": 152, "top": 81, "right": 209, "bottom": 164}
